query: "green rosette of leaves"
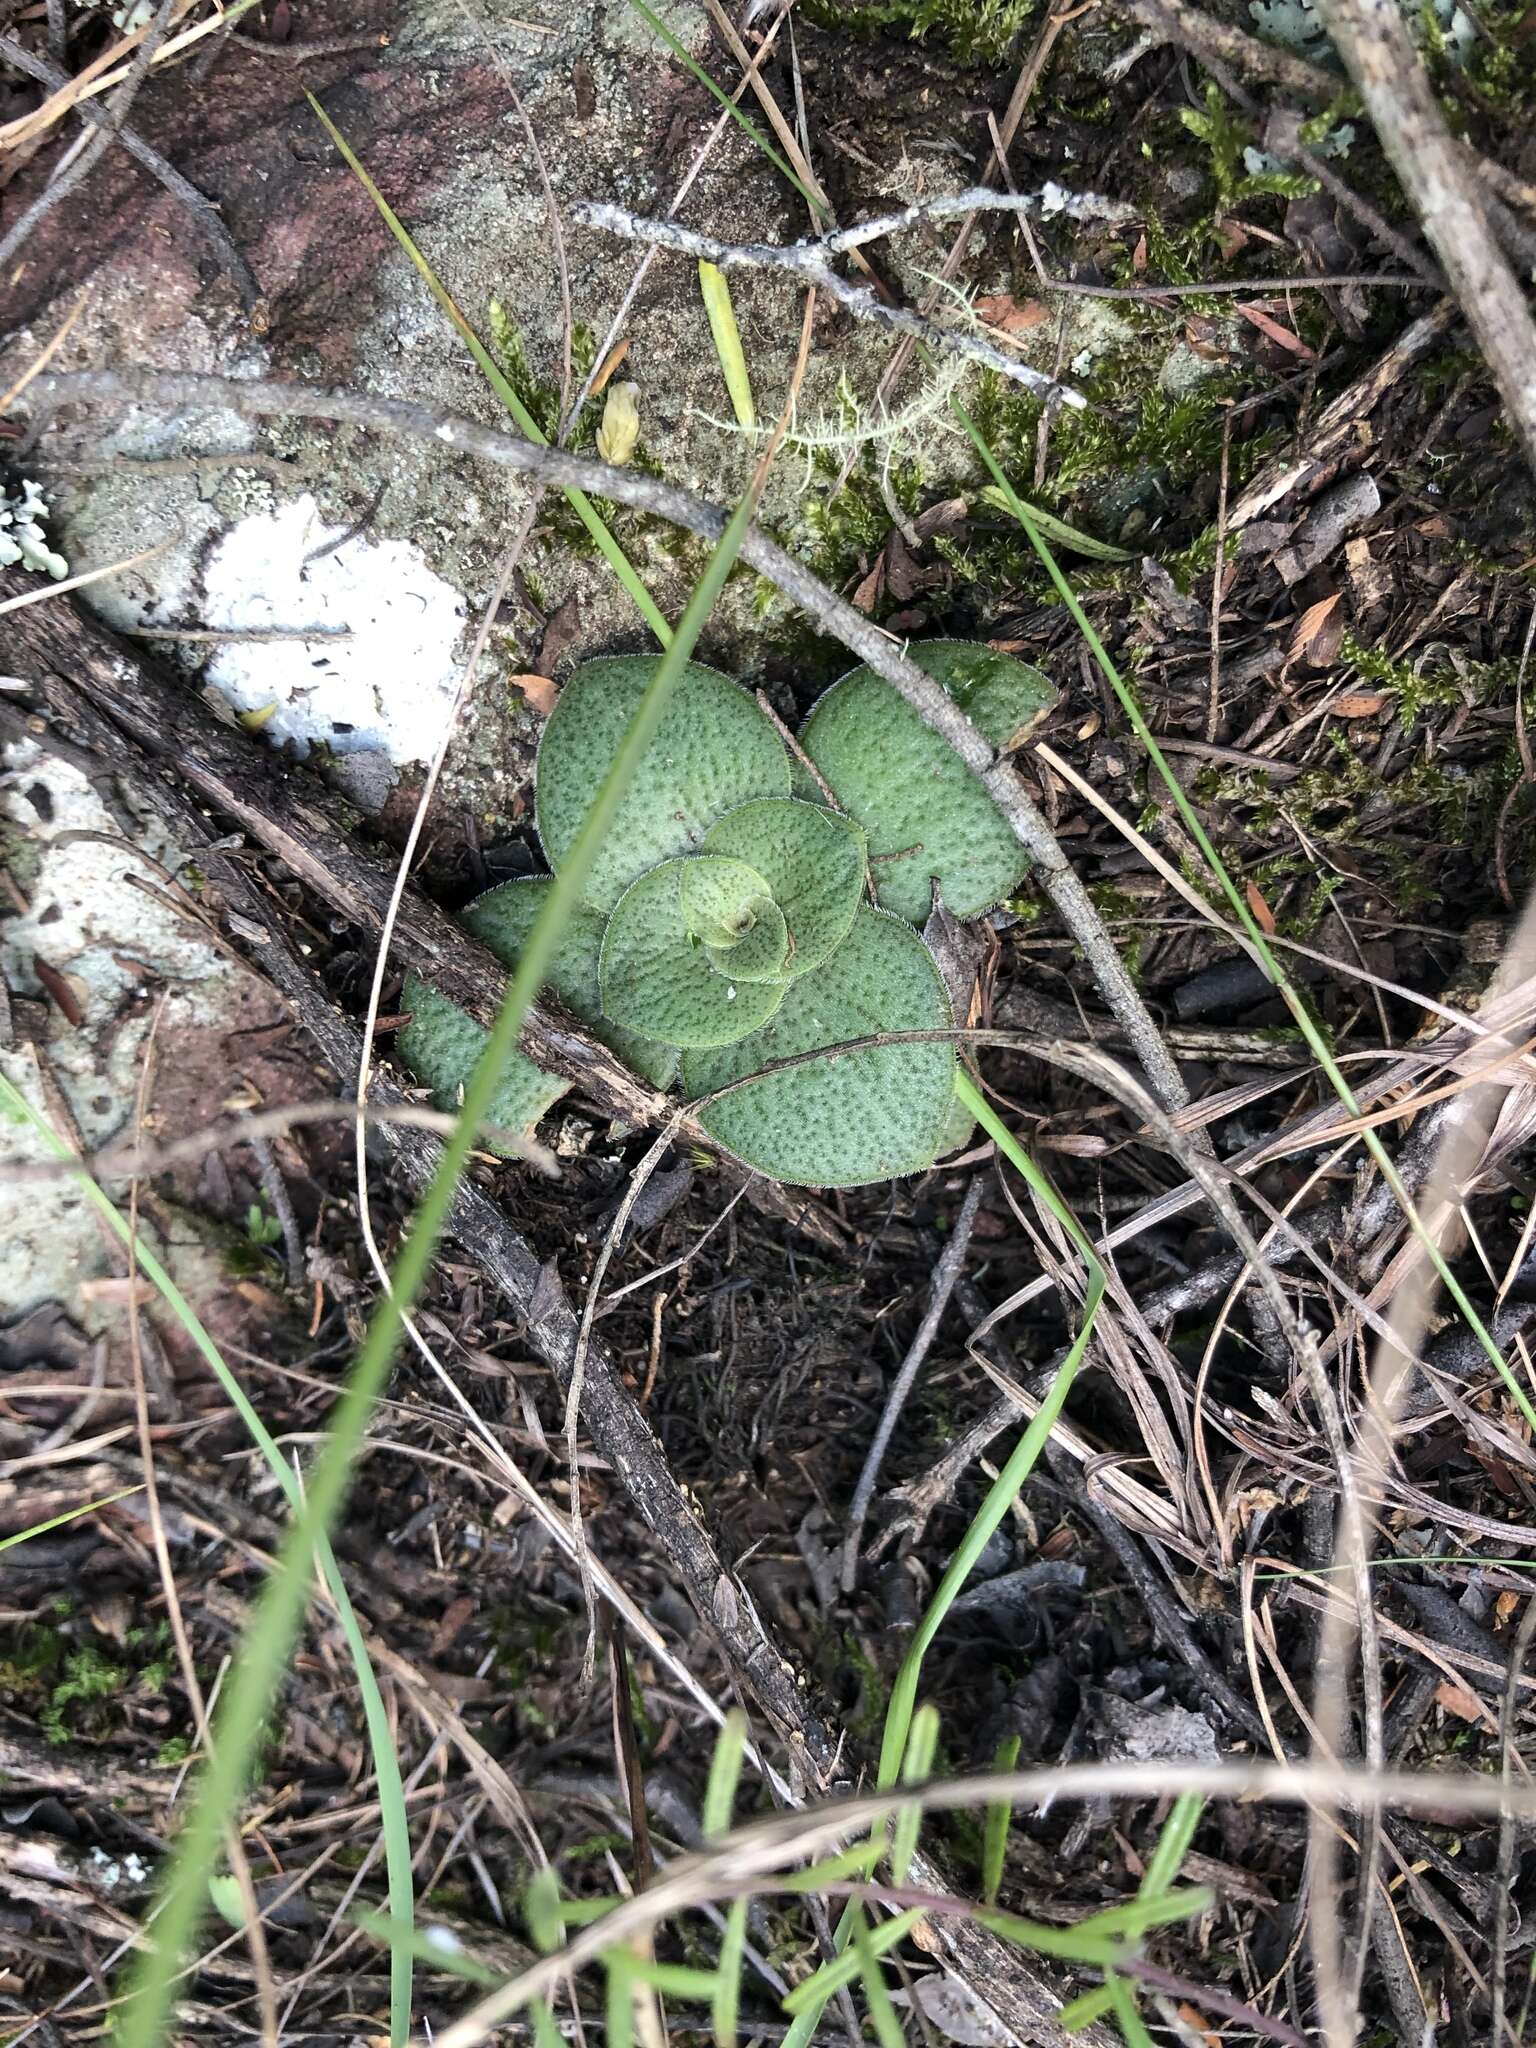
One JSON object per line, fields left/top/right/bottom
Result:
{"left": 398, "top": 646, "right": 1057, "bottom": 1185}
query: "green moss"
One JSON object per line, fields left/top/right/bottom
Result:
{"left": 42, "top": 1646, "right": 129, "bottom": 1744}
{"left": 800, "top": 0, "right": 1040, "bottom": 64}
{"left": 1341, "top": 632, "right": 1519, "bottom": 721}
{"left": 1178, "top": 82, "right": 1321, "bottom": 206}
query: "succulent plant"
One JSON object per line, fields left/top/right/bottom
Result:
{"left": 399, "top": 646, "right": 1056, "bottom": 1186}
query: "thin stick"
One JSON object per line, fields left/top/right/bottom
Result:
{"left": 840, "top": 1177, "right": 983, "bottom": 1592}
{"left": 1310, "top": 0, "right": 1536, "bottom": 478}
{"left": 0, "top": 0, "right": 181, "bottom": 277}
{"left": 1491, "top": 1593, "right": 1536, "bottom": 2044}
{"left": 124, "top": 1004, "right": 280, "bottom": 2048}
{"left": 845, "top": 2, "right": 1075, "bottom": 476}
{"left": 1206, "top": 408, "right": 1231, "bottom": 742}
{"left": 562, "top": 0, "right": 792, "bottom": 439}
{"left": 29, "top": 364, "right": 1188, "bottom": 1117}
{"left": 1308, "top": 880, "right": 1536, "bottom": 2046}
{"left": 570, "top": 199, "right": 1095, "bottom": 405}
{"left": 0, "top": 35, "right": 260, "bottom": 314}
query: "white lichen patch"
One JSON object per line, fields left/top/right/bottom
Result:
{"left": 0, "top": 744, "right": 234, "bottom": 1322}
{"left": 0, "top": 477, "right": 68, "bottom": 580}
{"left": 196, "top": 493, "right": 468, "bottom": 763}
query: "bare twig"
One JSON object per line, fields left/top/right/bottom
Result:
{"left": 28, "top": 365, "right": 1190, "bottom": 1116}
{"left": 1491, "top": 1592, "right": 1536, "bottom": 2044}
{"left": 569, "top": 196, "right": 1099, "bottom": 406}
{"left": 841, "top": 1176, "right": 983, "bottom": 1592}
{"left": 1308, "top": 0, "right": 1536, "bottom": 478}
{"left": 0, "top": 0, "right": 181, "bottom": 279}
{"left": 1308, "top": 881, "right": 1536, "bottom": 2045}
{"left": 0, "top": 34, "right": 260, "bottom": 313}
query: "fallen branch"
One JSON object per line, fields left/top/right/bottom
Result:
{"left": 29, "top": 365, "right": 1191, "bottom": 1115}
{"left": 8, "top": 589, "right": 843, "bottom": 1249}
{"left": 1306, "top": 0, "right": 1536, "bottom": 477}
{"left": 27, "top": 655, "right": 1110, "bottom": 2048}
{"left": 1228, "top": 299, "right": 1458, "bottom": 525}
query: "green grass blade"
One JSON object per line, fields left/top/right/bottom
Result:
{"left": 307, "top": 95, "right": 672, "bottom": 648}
{"left": 712, "top": 1897, "right": 748, "bottom": 2048}
{"left": 0, "top": 1066, "right": 416, "bottom": 2048}
{"left": 781, "top": 1909, "right": 926, "bottom": 2015}
{"left": 1140, "top": 1792, "right": 1204, "bottom": 1899}
{"left": 0, "top": 1486, "right": 142, "bottom": 1551}
{"left": 629, "top": 1961, "right": 722, "bottom": 2000}
{"left": 525, "top": 1866, "right": 568, "bottom": 1953}
{"left": 850, "top": 1908, "right": 907, "bottom": 2048}
{"left": 606, "top": 1951, "right": 636, "bottom": 2048}
{"left": 891, "top": 1701, "right": 938, "bottom": 1882}
{"left": 111, "top": 475, "right": 766, "bottom": 2048}
{"left": 877, "top": 1072, "right": 1102, "bottom": 1791}
{"left": 354, "top": 1913, "right": 501, "bottom": 1987}
{"left": 623, "top": 0, "right": 817, "bottom": 210}
{"left": 780, "top": 1074, "right": 1104, "bottom": 2048}
{"left": 977, "top": 484, "right": 1135, "bottom": 563}
{"left": 955, "top": 394, "right": 1535, "bottom": 1440}
{"left": 1103, "top": 1967, "right": 1158, "bottom": 2048}
{"left": 1060, "top": 1792, "right": 1206, "bottom": 2031}
{"left": 699, "top": 262, "right": 756, "bottom": 429}
{"left": 981, "top": 1732, "right": 1020, "bottom": 1905}
{"left": 703, "top": 1707, "right": 748, "bottom": 1839}
{"left": 530, "top": 1997, "right": 566, "bottom": 2048}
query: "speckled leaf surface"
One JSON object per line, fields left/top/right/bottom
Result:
{"left": 700, "top": 798, "right": 866, "bottom": 979}
{"left": 600, "top": 859, "right": 785, "bottom": 1048}
{"left": 396, "top": 974, "right": 568, "bottom": 1157}
{"left": 396, "top": 880, "right": 677, "bottom": 1145}
{"left": 683, "top": 907, "right": 957, "bottom": 1186}
{"left": 800, "top": 642, "right": 1056, "bottom": 925}
{"left": 462, "top": 878, "right": 677, "bottom": 1086}
{"left": 905, "top": 640, "right": 1057, "bottom": 754}
{"left": 535, "top": 657, "right": 789, "bottom": 912}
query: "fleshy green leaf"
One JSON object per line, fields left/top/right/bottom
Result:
{"left": 678, "top": 857, "right": 769, "bottom": 945}
{"left": 801, "top": 642, "right": 1056, "bottom": 925}
{"left": 397, "top": 976, "right": 568, "bottom": 1155}
{"left": 464, "top": 878, "right": 677, "bottom": 1086}
{"left": 536, "top": 658, "right": 789, "bottom": 912}
{"left": 683, "top": 907, "right": 956, "bottom": 1186}
{"left": 700, "top": 798, "right": 866, "bottom": 980}
{"left": 601, "top": 859, "right": 786, "bottom": 1048}
{"left": 398, "top": 880, "right": 678, "bottom": 1154}
{"left": 977, "top": 486, "right": 1136, "bottom": 563}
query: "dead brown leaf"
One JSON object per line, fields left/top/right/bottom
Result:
{"left": 509, "top": 672, "right": 560, "bottom": 718}
{"left": 1236, "top": 300, "right": 1316, "bottom": 362}
{"left": 851, "top": 559, "right": 883, "bottom": 613}
{"left": 78, "top": 1276, "right": 158, "bottom": 1306}
{"left": 1434, "top": 1677, "right": 1485, "bottom": 1723}
{"left": 33, "top": 955, "right": 85, "bottom": 1028}
{"left": 1245, "top": 879, "right": 1277, "bottom": 934}
{"left": 1176, "top": 2006, "right": 1220, "bottom": 2048}
{"left": 974, "top": 293, "right": 1048, "bottom": 335}
{"left": 1289, "top": 590, "right": 1343, "bottom": 664}
{"left": 1332, "top": 692, "right": 1388, "bottom": 719}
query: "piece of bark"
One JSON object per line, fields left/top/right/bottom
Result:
{"left": 1229, "top": 301, "right": 1459, "bottom": 526}
{"left": 4, "top": 585, "right": 843, "bottom": 1249}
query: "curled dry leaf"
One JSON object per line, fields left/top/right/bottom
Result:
{"left": 1236, "top": 300, "right": 1316, "bottom": 362}
{"left": 509, "top": 672, "right": 560, "bottom": 718}
{"left": 1289, "top": 590, "right": 1343, "bottom": 665}
{"left": 974, "top": 292, "right": 1048, "bottom": 335}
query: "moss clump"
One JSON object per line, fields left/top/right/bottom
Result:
{"left": 800, "top": 0, "right": 1040, "bottom": 63}
{"left": 1341, "top": 633, "right": 1521, "bottom": 721}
